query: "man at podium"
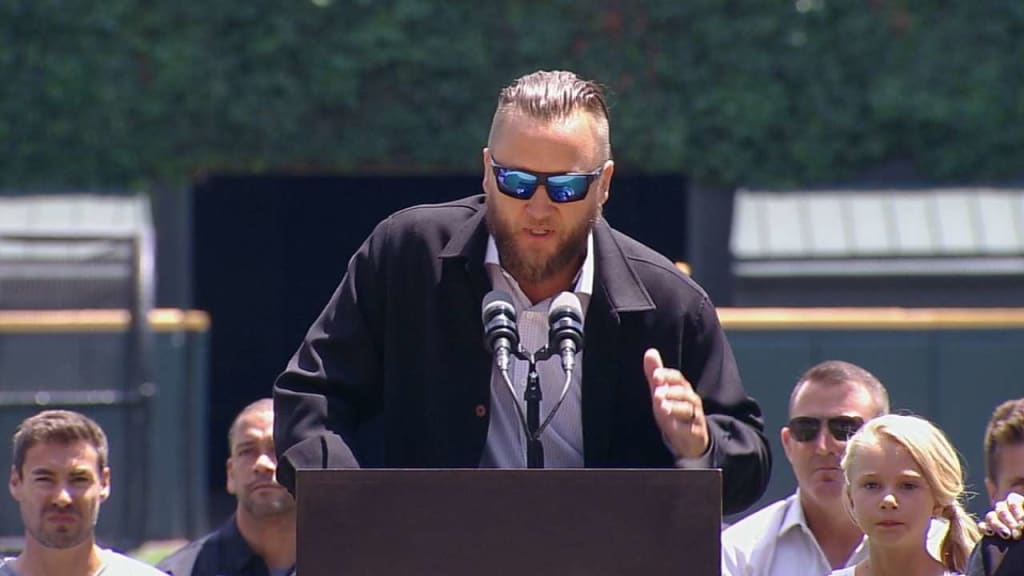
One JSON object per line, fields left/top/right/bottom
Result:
{"left": 273, "top": 69, "right": 772, "bottom": 516}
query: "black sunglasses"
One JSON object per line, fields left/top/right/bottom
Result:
{"left": 787, "top": 416, "right": 865, "bottom": 442}
{"left": 489, "top": 159, "right": 603, "bottom": 204}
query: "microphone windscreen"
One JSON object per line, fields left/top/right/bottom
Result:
{"left": 482, "top": 289, "right": 516, "bottom": 322}
{"left": 548, "top": 291, "right": 582, "bottom": 321}
{"left": 548, "top": 291, "right": 584, "bottom": 357}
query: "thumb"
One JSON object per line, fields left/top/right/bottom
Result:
{"left": 643, "top": 348, "right": 664, "bottom": 392}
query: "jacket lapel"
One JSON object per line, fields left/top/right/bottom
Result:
{"left": 581, "top": 283, "right": 619, "bottom": 466}
{"left": 438, "top": 199, "right": 494, "bottom": 464}
{"left": 582, "top": 220, "right": 656, "bottom": 466}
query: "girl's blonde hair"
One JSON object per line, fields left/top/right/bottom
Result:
{"left": 841, "top": 414, "right": 981, "bottom": 572}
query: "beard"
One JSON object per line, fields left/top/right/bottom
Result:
{"left": 487, "top": 202, "right": 601, "bottom": 287}
{"left": 28, "top": 504, "right": 99, "bottom": 549}
{"left": 240, "top": 486, "right": 296, "bottom": 518}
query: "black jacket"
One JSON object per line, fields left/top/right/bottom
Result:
{"left": 966, "top": 536, "right": 1024, "bottom": 576}
{"left": 157, "top": 514, "right": 292, "bottom": 576}
{"left": 273, "top": 195, "right": 771, "bottom": 515}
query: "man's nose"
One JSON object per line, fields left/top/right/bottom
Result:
{"left": 813, "top": 428, "right": 839, "bottom": 455}
{"left": 254, "top": 452, "right": 276, "bottom": 472}
{"left": 53, "top": 485, "right": 73, "bottom": 506}
{"left": 525, "top": 187, "right": 555, "bottom": 218}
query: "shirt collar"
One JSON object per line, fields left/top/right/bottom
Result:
{"left": 780, "top": 490, "right": 873, "bottom": 558}
{"left": 779, "top": 491, "right": 809, "bottom": 535}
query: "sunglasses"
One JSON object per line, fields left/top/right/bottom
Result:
{"left": 787, "top": 416, "right": 865, "bottom": 442}
{"left": 489, "top": 159, "right": 603, "bottom": 203}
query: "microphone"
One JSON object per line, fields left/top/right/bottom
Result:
{"left": 482, "top": 290, "right": 519, "bottom": 372}
{"left": 547, "top": 292, "right": 584, "bottom": 373}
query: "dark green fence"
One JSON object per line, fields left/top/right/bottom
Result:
{"left": 723, "top": 308, "right": 1024, "bottom": 520}
{"left": 2, "top": 306, "right": 1018, "bottom": 539}
{"left": 0, "top": 310, "right": 209, "bottom": 549}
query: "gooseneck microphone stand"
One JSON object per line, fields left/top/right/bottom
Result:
{"left": 485, "top": 290, "right": 582, "bottom": 470}
{"left": 498, "top": 344, "right": 574, "bottom": 469}
{"left": 521, "top": 348, "right": 551, "bottom": 469}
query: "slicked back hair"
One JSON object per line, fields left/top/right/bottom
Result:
{"left": 12, "top": 410, "right": 109, "bottom": 477}
{"left": 984, "top": 397, "right": 1024, "bottom": 482}
{"left": 488, "top": 70, "right": 612, "bottom": 160}
{"left": 789, "top": 360, "right": 890, "bottom": 418}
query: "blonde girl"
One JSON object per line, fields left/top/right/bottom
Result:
{"left": 832, "top": 414, "right": 980, "bottom": 576}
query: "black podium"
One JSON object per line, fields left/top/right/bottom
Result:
{"left": 296, "top": 468, "right": 722, "bottom": 576}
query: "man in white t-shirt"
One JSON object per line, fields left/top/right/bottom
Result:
{"left": 722, "top": 361, "right": 890, "bottom": 576}
{"left": 1, "top": 409, "right": 164, "bottom": 576}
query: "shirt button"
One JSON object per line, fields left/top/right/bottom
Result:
{"left": 475, "top": 404, "right": 487, "bottom": 417}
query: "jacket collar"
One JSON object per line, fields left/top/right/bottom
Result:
{"left": 590, "top": 218, "right": 655, "bottom": 313}
{"left": 216, "top": 514, "right": 272, "bottom": 575}
{"left": 438, "top": 195, "right": 489, "bottom": 265}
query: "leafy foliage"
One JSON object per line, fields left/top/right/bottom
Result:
{"left": 3, "top": 0, "right": 1022, "bottom": 189}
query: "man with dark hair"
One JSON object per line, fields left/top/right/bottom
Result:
{"left": 273, "top": 69, "right": 771, "bottom": 515}
{"left": 2, "top": 409, "right": 165, "bottom": 576}
{"left": 159, "top": 399, "right": 295, "bottom": 576}
{"left": 967, "top": 398, "right": 1024, "bottom": 576}
{"left": 722, "top": 360, "right": 895, "bottom": 576}
{"left": 983, "top": 398, "right": 1024, "bottom": 505}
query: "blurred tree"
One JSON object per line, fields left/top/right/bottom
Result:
{"left": 1, "top": 0, "right": 1021, "bottom": 189}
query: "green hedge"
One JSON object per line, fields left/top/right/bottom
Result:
{"left": 3, "top": 1, "right": 1022, "bottom": 189}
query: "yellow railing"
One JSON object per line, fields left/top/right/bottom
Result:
{"left": 3, "top": 307, "right": 1024, "bottom": 333}
{"left": 718, "top": 307, "right": 1024, "bottom": 330}
{"left": 0, "top": 309, "right": 210, "bottom": 333}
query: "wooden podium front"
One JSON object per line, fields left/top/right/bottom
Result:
{"left": 297, "top": 468, "right": 721, "bottom": 576}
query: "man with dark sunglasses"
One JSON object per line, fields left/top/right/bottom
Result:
{"left": 722, "top": 360, "right": 891, "bottom": 576}
{"left": 273, "top": 69, "right": 771, "bottom": 516}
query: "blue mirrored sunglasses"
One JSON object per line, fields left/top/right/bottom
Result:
{"left": 489, "top": 159, "right": 603, "bottom": 203}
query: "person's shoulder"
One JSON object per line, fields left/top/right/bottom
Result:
{"left": 99, "top": 549, "right": 169, "bottom": 575}
{"left": 721, "top": 498, "right": 795, "bottom": 576}
{"left": 0, "top": 557, "right": 15, "bottom": 576}
{"left": 386, "top": 194, "right": 484, "bottom": 230}
{"left": 365, "top": 194, "right": 485, "bottom": 257}
{"left": 722, "top": 497, "right": 790, "bottom": 544}
{"left": 968, "top": 534, "right": 1024, "bottom": 576}
{"left": 602, "top": 224, "right": 711, "bottom": 304}
{"left": 154, "top": 531, "right": 218, "bottom": 575}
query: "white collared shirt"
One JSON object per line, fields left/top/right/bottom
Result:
{"left": 478, "top": 233, "right": 593, "bottom": 468}
{"left": 722, "top": 491, "right": 950, "bottom": 576}
{"left": 831, "top": 568, "right": 959, "bottom": 576}
{"left": 721, "top": 492, "right": 869, "bottom": 576}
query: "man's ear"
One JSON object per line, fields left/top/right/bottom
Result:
{"left": 100, "top": 466, "right": 111, "bottom": 501}
{"left": 985, "top": 477, "right": 998, "bottom": 506}
{"left": 481, "top": 148, "right": 491, "bottom": 191}
{"left": 780, "top": 426, "right": 796, "bottom": 464}
{"left": 596, "top": 160, "right": 614, "bottom": 206}
{"left": 226, "top": 458, "right": 237, "bottom": 496}
{"left": 9, "top": 465, "right": 21, "bottom": 501}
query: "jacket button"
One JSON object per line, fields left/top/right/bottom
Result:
{"left": 475, "top": 404, "right": 487, "bottom": 417}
